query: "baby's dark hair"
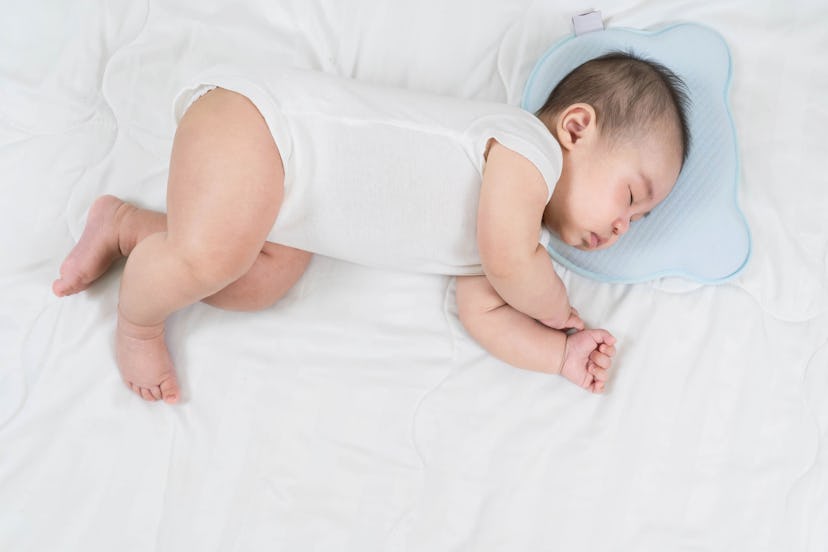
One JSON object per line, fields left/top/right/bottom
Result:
{"left": 537, "top": 51, "right": 691, "bottom": 163}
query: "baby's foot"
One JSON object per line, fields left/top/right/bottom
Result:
{"left": 116, "top": 311, "right": 180, "bottom": 404}
{"left": 52, "top": 195, "right": 132, "bottom": 297}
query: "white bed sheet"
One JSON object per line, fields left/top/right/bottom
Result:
{"left": 0, "top": 1, "right": 826, "bottom": 550}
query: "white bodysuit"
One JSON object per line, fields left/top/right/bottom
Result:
{"left": 173, "top": 66, "right": 563, "bottom": 275}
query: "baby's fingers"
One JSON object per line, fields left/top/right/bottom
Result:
{"left": 587, "top": 328, "right": 617, "bottom": 347}
{"left": 598, "top": 343, "right": 616, "bottom": 357}
{"left": 590, "top": 379, "right": 606, "bottom": 394}
{"left": 589, "top": 350, "right": 612, "bottom": 371}
{"left": 588, "top": 362, "right": 609, "bottom": 383}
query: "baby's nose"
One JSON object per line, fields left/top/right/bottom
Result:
{"left": 612, "top": 217, "right": 630, "bottom": 236}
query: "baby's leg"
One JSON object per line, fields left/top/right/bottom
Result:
{"left": 52, "top": 196, "right": 165, "bottom": 298}
{"left": 53, "top": 198, "right": 310, "bottom": 311}
{"left": 117, "top": 87, "right": 286, "bottom": 403}
{"left": 202, "top": 241, "right": 310, "bottom": 311}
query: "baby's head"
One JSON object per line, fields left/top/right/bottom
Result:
{"left": 538, "top": 52, "right": 691, "bottom": 251}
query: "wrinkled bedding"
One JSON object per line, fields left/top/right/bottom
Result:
{"left": 1, "top": 1, "right": 826, "bottom": 550}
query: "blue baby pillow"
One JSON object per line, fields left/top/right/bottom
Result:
{"left": 522, "top": 22, "right": 751, "bottom": 284}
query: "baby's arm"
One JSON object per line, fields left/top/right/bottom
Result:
{"left": 456, "top": 275, "right": 616, "bottom": 393}
{"left": 477, "top": 141, "right": 571, "bottom": 327}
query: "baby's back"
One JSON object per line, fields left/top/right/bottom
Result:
{"left": 174, "top": 66, "right": 561, "bottom": 275}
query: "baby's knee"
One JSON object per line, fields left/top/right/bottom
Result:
{"left": 173, "top": 239, "right": 254, "bottom": 289}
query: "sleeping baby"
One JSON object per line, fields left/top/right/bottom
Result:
{"left": 52, "top": 52, "right": 689, "bottom": 404}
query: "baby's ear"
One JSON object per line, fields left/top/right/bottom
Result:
{"left": 557, "top": 103, "right": 596, "bottom": 149}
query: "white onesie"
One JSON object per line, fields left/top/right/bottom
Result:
{"left": 173, "top": 66, "right": 562, "bottom": 276}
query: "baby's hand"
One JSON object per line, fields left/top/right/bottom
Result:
{"left": 559, "top": 329, "right": 617, "bottom": 394}
{"left": 540, "top": 307, "right": 585, "bottom": 332}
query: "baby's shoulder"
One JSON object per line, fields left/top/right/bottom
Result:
{"left": 484, "top": 139, "right": 544, "bottom": 176}
{"left": 482, "top": 128, "right": 561, "bottom": 204}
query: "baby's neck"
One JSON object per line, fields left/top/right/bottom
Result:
{"left": 541, "top": 201, "right": 558, "bottom": 236}
{"left": 535, "top": 112, "right": 560, "bottom": 143}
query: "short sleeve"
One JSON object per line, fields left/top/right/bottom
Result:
{"left": 465, "top": 110, "right": 563, "bottom": 203}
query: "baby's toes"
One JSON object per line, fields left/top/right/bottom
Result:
{"left": 159, "top": 375, "right": 180, "bottom": 404}
{"left": 139, "top": 386, "right": 158, "bottom": 401}
{"left": 127, "top": 382, "right": 143, "bottom": 399}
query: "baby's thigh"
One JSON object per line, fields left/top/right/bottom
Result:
{"left": 260, "top": 242, "right": 312, "bottom": 281}
{"left": 166, "top": 88, "right": 286, "bottom": 266}
{"left": 203, "top": 242, "right": 311, "bottom": 311}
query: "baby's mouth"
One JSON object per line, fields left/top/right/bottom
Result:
{"left": 585, "top": 232, "right": 603, "bottom": 249}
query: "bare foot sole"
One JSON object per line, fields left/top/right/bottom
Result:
{"left": 117, "top": 311, "right": 180, "bottom": 404}
{"left": 52, "top": 195, "right": 133, "bottom": 297}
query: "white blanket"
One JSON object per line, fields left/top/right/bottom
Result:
{"left": 1, "top": 1, "right": 826, "bottom": 550}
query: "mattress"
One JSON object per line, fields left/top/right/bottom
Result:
{"left": 0, "top": 1, "right": 826, "bottom": 550}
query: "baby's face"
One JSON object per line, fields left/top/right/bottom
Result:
{"left": 546, "top": 129, "right": 682, "bottom": 251}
